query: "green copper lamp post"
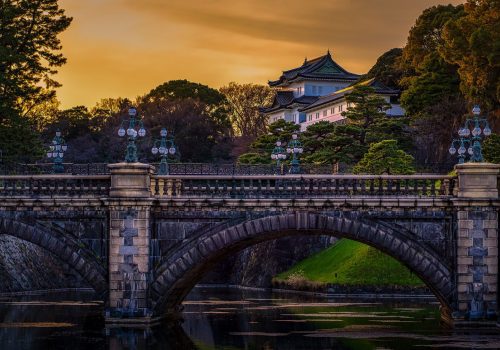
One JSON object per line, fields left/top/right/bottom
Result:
{"left": 151, "top": 128, "right": 177, "bottom": 175}
{"left": 117, "top": 107, "right": 146, "bottom": 162}
{"left": 271, "top": 140, "right": 286, "bottom": 174}
{"left": 46, "top": 129, "right": 68, "bottom": 174}
{"left": 449, "top": 105, "right": 491, "bottom": 163}
{"left": 286, "top": 133, "right": 304, "bottom": 174}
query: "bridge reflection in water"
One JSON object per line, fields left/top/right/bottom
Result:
{"left": 4, "top": 288, "right": 500, "bottom": 349}
{"left": 0, "top": 162, "right": 498, "bottom": 327}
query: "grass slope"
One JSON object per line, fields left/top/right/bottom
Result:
{"left": 275, "top": 239, "right": 424, "bottom": 286}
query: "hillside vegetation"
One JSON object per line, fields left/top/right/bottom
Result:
{"left": 275, "top": 239, "right": 424, "bottom": 287}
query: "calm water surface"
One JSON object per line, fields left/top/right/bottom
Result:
{"left": 1, "top": 287, "right": 500, "bottom": 349}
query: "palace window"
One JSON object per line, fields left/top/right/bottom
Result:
{"left": 323, "top": 110, "right": 327, "bottom": 117}
{"left": 330, "top": 108, "right": 335, "bottom": 114}
{"left": 308, "top": 114, "right": 312, "bottom": 121}
{"left": 315, "top": 112, "right": 320, "bottom": 119}
{"left": 318, "top": 86, "right": 323, "bottom": 95}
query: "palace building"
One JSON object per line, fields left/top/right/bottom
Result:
{"left": 260, "top": 51, "right": 404, "bottom": 131}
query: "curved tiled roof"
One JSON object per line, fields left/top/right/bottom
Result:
{"left": 260, "top": 91, "right": 319, "bottom": 113}
{"left": 269, "top": 51, "right": 360, "bottom": 87}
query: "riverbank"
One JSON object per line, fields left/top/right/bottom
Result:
{"left": 274, "top": 239, "right": 425, "bottom": 291}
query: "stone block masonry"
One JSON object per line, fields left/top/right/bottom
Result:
{"left": 454, "top": 163, "right": 499, "bottom": 323}
{"left": 107, "top": 206, "right": 152, "bottom": 318}
{"left": 105, "top": 163, "right": 155, "bottom": 321}
{"left": 455, "top": 209, "right": 498, "bottom": 319}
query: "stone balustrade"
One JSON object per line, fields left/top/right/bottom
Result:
{"left": 0, "top": 175, "right": 111, "bottom": 197}
{"left": 151, "top": 174, "right": 456, "bottom": 198}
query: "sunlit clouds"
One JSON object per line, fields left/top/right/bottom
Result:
{"left": 57, "top": 0, "right": 463, "bottom": 108}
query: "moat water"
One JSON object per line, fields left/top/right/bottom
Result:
{"left": 1, "top": 287, "right": 500, "bottom": 349}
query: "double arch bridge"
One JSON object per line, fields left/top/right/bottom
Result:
{"left": 0, "top": 162, "right": 498, "bottom": 327}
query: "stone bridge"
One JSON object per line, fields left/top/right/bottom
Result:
{"left": 0, "top": 163, "right": 498, "bottom": 327}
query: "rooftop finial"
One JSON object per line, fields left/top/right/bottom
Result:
{"left": 327, "top": 49, "right": 331, "bottom": 56}
{"left": 303, "top": 57, "right": 308, "bottom": 65}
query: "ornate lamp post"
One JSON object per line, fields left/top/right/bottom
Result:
{"left": 286, "top": 133, "right": 304, "bottom": 174}
{"left": 151, "top": 128, "right": 177, "bottom": 175}
{"left": 46, "top": 129, "right": 68, "bottom": 174}
{"left": 117, "top": 107, "right": 146, "bottom": 163}
{"left": 271, "top": 140, "right": 286, "bottom": 174}
{"left": 449, "top": 105, "right": 491, "bottom": 163}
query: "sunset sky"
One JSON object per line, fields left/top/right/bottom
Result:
{"left": 57, "top": 0, "right": 463, "bottom": 109}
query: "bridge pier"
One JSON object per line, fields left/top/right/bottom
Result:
{"left": 453, "top": 163, "right": 499, "bottom": 326}
{"left": 105, "top": 163, "right": 158, "bottom": 324}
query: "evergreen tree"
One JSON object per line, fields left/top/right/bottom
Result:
{"left": 0, "top": 0, "right": 72, "bottom": 117}
{"left": 0, "top": 0, "right": 72, "bottom": 163}
{"left": 238, "top": 119, "right": 299, "bottom": 164}
{"left": 353, "top": 140, "right": 415, "bottom": 175}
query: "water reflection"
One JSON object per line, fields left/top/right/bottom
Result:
{"left": 1, "top": 287, "right": 500, "bottom": 349}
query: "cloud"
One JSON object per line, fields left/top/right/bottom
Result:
{"left": 56, "top": 0, "right": 464, "bottom": 108}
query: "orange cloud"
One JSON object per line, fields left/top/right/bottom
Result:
{"left": 56, "top": 0, "right": 464, "bottom": 109}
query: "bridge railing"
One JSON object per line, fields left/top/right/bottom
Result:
{"left": 0, "top": 175, "right": 111, "bottom": 197}
{"left": 151, "top": 174, "right": 456, "bottom": 198}
{"left": 0, "top": 162, "right": 341, "bottom": 175}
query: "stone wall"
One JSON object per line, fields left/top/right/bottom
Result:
{"left": 0, "top": 235, "right": 89, "bottom": 292}
{"left": 201, "top": 236, "right": 335, "bottom": 287}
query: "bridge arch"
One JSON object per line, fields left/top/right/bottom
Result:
{"left": 0, "top": 217, "right": 107, "bottom": 297}
{"left": 150, "top": 212, "right": 453, "bottom": 316}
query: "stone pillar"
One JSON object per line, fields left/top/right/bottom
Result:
{"left": 454, "top": 163, "right": 499, "bottom": 324}
{"left": 106, "top": 163, "right": 155, "bottom": 324}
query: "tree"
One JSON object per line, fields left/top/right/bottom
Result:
{"left": 0, "top": 0, "right": 72, "bottom": 118}
{"left": 341, "top": 85, "right": 392, "bottom": 146}
{"left": 300, "top": 121, "right": 363, "bottom": 165}
{"left": 25, "top": 94, "right": 60, "bottom": 131}
{"left": 0, "top": 115, "right": 44, "bottom": 164}
{"left": 398, "top": 4, "right": 465, "bottom": 116}
{"left": 397, "top": 3, "right": 468, "bottom": 170}
{"left": 237, "top": 152, "right": 270, "bottom": 165}
{"left": 483, "top": 134, "right": 500, "bottom": 164}
{"left": 91, "top": 97, "right": 131, "bottom": 131}
{"left": 43, "top": 106, "right": 104, "bottom": 163}
{"left": 440, "top": 0, "right": 500, "bottom": 109}
{"left": 0, "top": 0, "right": 71, "bottom": 163}
{"left": 143, "top": 79, "right": 231, "bottom": 135}
{"left": 398, "top": 4, "right": 464, "bottom": 75}
{"left": 220, "top": 82, "right": 274, "bottom": 138}
{"left": 400, "top": 52, "right": 462, "bottom": 116}
{"left": 238, "top": 119, "right": 299, "bottom": 164}
{"left": 353, "top": 140, "right": 415, "bottom": 175}
{"left": 301, "top": 121, "right": 337, "bottom": 158}
{"left": 360, "top": 48, "right": 404, "bottom": 89}
{"left": 411, "top": 96, "right": 466, "bottom": 170}
{"left": 299, "top": 85, "right": 411, "bottom": 166}
{"left": 142, "top": 80, "right": 233, "bottom": 161}
{"left": 138, "top": 98, "right": 231, "bottom": 162}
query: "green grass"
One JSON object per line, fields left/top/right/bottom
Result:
{"left": 275, "top": 239, "right": 424, "bottom": 286}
